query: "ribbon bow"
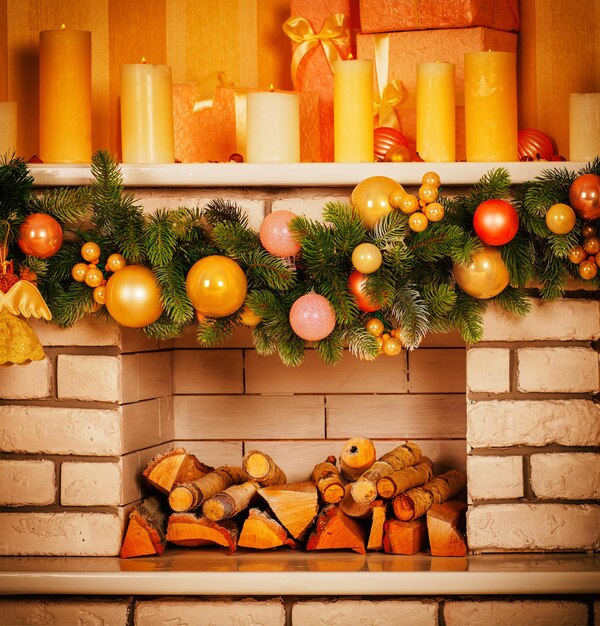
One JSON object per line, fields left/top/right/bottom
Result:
{"left": 283, "top": 14, "right": 350, "bottom": 87}
{"left": 193, "top": 71, "right": 232, "bottom": 113}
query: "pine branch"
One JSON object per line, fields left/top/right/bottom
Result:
{"left": 500, "top": 233, "right": 535, "bottom": 287}
{"left": 372, "top": 209, "right": 409, "bottom": 248}
{"left": 422, "top": 281, "right": 457, "bottom": 319}
{"left": 388, "top": 285, "right": 430, "bottom": 349}
{"left": 47, "top": 282, "right": 94, "bottom": 327}
{"left": 277, "top": 333, "right": 306, "bottom": 367}
{"left": 143, "top": 315, "right": 186, "bottom": 340}
{"left": 154, "top": 262, "right": 195, "bottom": 325}
{"left": 30, "top": 187, "right": 91, "bottom": 224}
{"left": 203, "top": 198, "right": 248, "bottom": 228}
{"left": 493, "top": 286, "right": 531, "bottom": 316}
{"left": 0, "top": 155, "right": 33, "bottom": 222}
{"left": 469, "top": 167, "right": 512, "bottom": 207}
{"left": 322, "top": 201, "right": 368, "bottom": 256}
{"left": 252, "top": 324, "right": 277, "bottom": 356}
{"left": 196, "top": 314, "right": 239, "bottom": 347}
{"left": 344, "top": 326, "right": 380, "bottom": 361}
{"left": 313, "top": 327, "right": 345, "bottom": 365}
{"left": 145, "top": 209, "right": 179, "bottom": 266}
{"left": 447, "top": 291, "right": 487, "bottom": 344}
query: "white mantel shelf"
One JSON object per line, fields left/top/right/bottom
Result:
{"left": 28, "top": 161, "right": 589, "bottom": 188}
{"left": 1, "top": 550, "right": 599, "bottom": 596}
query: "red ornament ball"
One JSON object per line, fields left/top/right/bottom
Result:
{"left": 348, "top": 269, "right": 380, "bottom": 313}
{"left": 517, "top": 129, "right": 554, "bottom": 161}
{"left": 473, "top": 199, "right": 519, "bottom": 246}
{"left": 17, "top": 213, "right": 63, "bottom": 258}
{"left": 373, "top": 127, "right": 411, "bottom": 162}
{"left": 568, "top": 173, "right": 600, "bottom": 221}
{"left": 259, "top": 210, "right": 301, "bottom": 257}
{"left": 289, "top": 293, "right": 336, "bottom": 341}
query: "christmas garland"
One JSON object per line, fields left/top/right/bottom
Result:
{"left": 1, "top": 151, "right": 598, "bottom": 366}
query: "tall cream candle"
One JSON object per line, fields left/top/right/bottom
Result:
{"left": 0, "top": 102, "right": 17, "bottom": 156}
{"left": 120, "top": 62, "right": 175, "bottom": 163}
{"left": 569, "top": 93, "right": 600, "bottom": 161}
{"left": 334, "top": 58, "right": 374, "bottom": 162}
{"left": 464, "top": 51, "right": 518, "bottom": 162}
{"left": 246, "top": 90, "right": 300, "bottom": 163}
{"left": 39, "top": 27, "right": 92, "bottom": 163}
{"left": 417, "top": 62, "right": 455, "bottom": 162}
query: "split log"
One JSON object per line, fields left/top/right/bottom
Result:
{"left": 339, "top": 437, "right": 377, "bottom": 481}
{"left": 238, "top": 508, "right": 296, "bottom": 550}
{"left": 377, "top": 457, "right": 434, "bottom": 500}
{"left": 312, "top": 455, "right": 344, "bottom": 504}
{"left": 339, "top": 483, "right": 372, "bottom": 519}
{"left": 119, "top": 497, "right": 168, "bottom": 558}
{"left": 168, "top": 466, "right": 249, "bottom": 512}
{"left": 367, "top": 501, "right": 386, "bottom": 551}
{"left": 202, "top": 480, "right": 258, "bottom": 521}
{"left": 383, "top": 518, "right": 428, "bottom": 555}
{"left": 306, "top": 504, "right": 366, "bottom": 554}
{"left": 427, "top": 500, "right": 467, "bottom": 557}
{"left": 351, "top": 442, "right": 422, "bottom": 504}
{"left": 166, "top": 513, "right": 238, "bottom": 553}
{"left": 393, "top": 470, "right": 467, "bottom": 521}
{"left": 142, "top": 447, "right": 213, "bottom": 495}
{"left": 242, "top": 450, "right": 286, "bottom": 486}
{"left": 258, "top": 481, "right": 318, "bottom": 540}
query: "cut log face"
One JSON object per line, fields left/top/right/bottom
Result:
{"left": 339, "top": 437, "right": 377, "bottom": 481}
{"left": 383, "top": 518, "right": 428, "bottom": 555}
{"left": 427, "top": 500, "right": 467, "bottom": 557}
{"left": 166, "top": 513, "right": 238, "bottom": 553}
{"left": 242, "top": 450, "right": 287, "bottom": 486}
{"left": 257, "top": 481, "right": 318, "bottom": 540}
{"left": 367, "top": 501, "right": 387, "bottom": 551}
{"left": 312, "top": 457, "right": 344, "bottom": 504}
{"left": 119, "top": 497, "right": 168, "bottom": 559}
{"left": 306, "top": 504, "right": 366, "bottom": 554}
{"left": 238, "top": 508, "right": 296, "bottom": 550}
{"left": 339, "top": 483, "right": 372, "bottom": 519}
{"left": 142, "top": 447, "right": 213, "bottom": 495}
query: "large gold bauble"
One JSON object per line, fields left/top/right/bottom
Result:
{"left": 453, "top": 246, "right": 509, "bottom": 299}
{"left": 104, "top": 265, "right": 163, "bottom": 328}
{"left": 351, "top": 176, "right": 404, "bottom": 229}
{"left": 186, "top": 255, "right": 247, "bottom": 318}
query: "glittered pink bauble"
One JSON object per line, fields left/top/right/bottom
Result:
{"left": 517, "top": 129, "right": 554, "bottom": 161}
{"left": 289, "top": 293, "right": 336, "bottom": 341}
{"left": 374, "top": 127, "right": 411, "bottom": 162}
{"left": 259, "top": 210, "right": 301, "bottom": 257}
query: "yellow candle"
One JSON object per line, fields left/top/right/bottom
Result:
{"left": 246, "top": 90, "right": 299, "bottom": 163}
{"left": 334, "top": 59, "right": 374, "bottom": 163}
{"left": 0, "top": 102, "right": 17, "bottom": 156}
{"left": 464, "top": 51, "right": 518, "bottom": 162}
{"left": 417, "top": 62, "right": 455, "bottom": 162}
{"left": 120, "top": 62, "right": 175, "bottom": 164}
{"left": 39, "top": 27, "right": 92, "bottom": 163}
{"left": 569, "top": 93, "right": 600, "bottom": 161}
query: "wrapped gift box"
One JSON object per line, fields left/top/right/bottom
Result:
{"left": 358, "top": 27, "right": 517, "bottom": 160}
{"left": 359, "top": 0, "right": 519, "bottom": 34}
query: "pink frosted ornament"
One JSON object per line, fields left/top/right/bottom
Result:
{"left": 259, "top": 210, "right": 301, "bottom": 257}
{"left": 289, "top": 293, "right": 336, "bottom": 341}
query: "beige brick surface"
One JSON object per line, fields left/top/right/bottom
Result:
{"left": 517, "top": 347, "right": 599, "bottom": 393}
{"left": 134, "top": 598, "right": 285, "bottom": 626}
{"left": 467, "top": 456, "right": 523, "bottom": 500}
{"left": 272, "top": 192, "right": 350, "bottom": 221}
{"left": 30, "top": 317, "right": 120, "bottom": 346}
{"left": 173, "top": 349, "right": 244, "bottom": 394}
{"left": 409, "top": 349, "right": 466, "bottom": 393}
{"left": 292, "top": 600, "right": 438, "bottom": 626}
{"left": 175, "top": 440, "right": 243, "bottom": 469}
{"left": 0, "top": 599, "right": 131, "bottom": 626}
{"left": 530, "top": 453, "right": 600, "bottom": 500}
{"left": 466, "top": 348, "right": 510, "bottom": 393}
{"left": 0, "top": 512, "right": 122, "bottom": 555}
{"left": 122, "top": 399, "right": 162, "bottom": 454}
{"left": 467, "top": 399, "right": 600, "bottom": 448}
{"left": 467, "top": 503, "right": 600, "bottom": 551}
{"left": 444, "top": 600, "right": 588, "bottom": 626}
{"left": 0, "top": 460, "right": 55, "bottom": 506}
{"left": 0, "top": 357, "right": 51, "bottom": 399}
{"left": 0, "top": 405, "right": 120, "bottom": 455}
{"left": 57, "top": 354, "right": 121, "bottom": 402}
{"left": 122, "top": 351, "right": 173, "bottom": 402}
{"left": 61, "top": 462, "right": 121, "bottom": 506}
{"left": 482, "top": 299, "right": 600, "bottom": 341}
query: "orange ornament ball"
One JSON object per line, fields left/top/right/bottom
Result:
{"left": 382, "top": 336, "right": 402, "bottom": 356}
{"left": 239, "top": 304, "right": 262, "bottom": 326}
{"left": 545, "top": 203, "right": 576, "bottom": 234}
{"left": 453, "top": 246, "right": 509, "bottom": 299}
{"left": 106, "top": 253, "right": 127, "bottom": 272}
{"left": 84, "top": 266, "right": 104, "bottom": 288}
{"left": 71, "top": 263, "right": 89, "bottom": 282}
{"left": 365, "top": 317, "right": 384, "bottom": 337}
{"left": 398, "top": 194, "right": 419, "bottom": 215}
{"left": 408, "top": 212, "right": 428, "bottom": 232}
{"left": 348, "top": 269, "right": 380, "bottom": 313}
{"left": 569, "top": 173, "right": 600, "bottom": 221}
{"left": 578, "top": 259, "right": 598, "bottom": 280}
{"left": 424, "top": 202, "right": 444, "bottom": 223}
{"left": 418, "top": 183, "right": 438, "bottom": 204}
{"left": 17, "top": 213, "right": 63, "bottom": 259}
{"left": 81, "top": 241, "right": 101, "bottom": 263}
{"left": 93, "top": 285, "right": 106, "bottom": 305}
{"left": 422, "top": 171, "right": 441, "bottom": 188}
{"left": 568, "top": 246, "right": 587, "bottom": 264}
{"left": 583, "top": 236, "right": 600, "bottom": 255}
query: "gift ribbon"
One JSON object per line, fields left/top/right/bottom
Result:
{"left": 283, "top": 13, "right": 350, "bottom": 87}
{"left": 193, "top": 71, "right": 232, "bottom": 113}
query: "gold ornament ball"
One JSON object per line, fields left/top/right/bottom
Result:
{"left": 239, "top": 304, "right": 262, "bottom": 326}
{"left": 424, "top": 202, "right": 444, "bottom": 223}
{"left": 418, "top": 183, "right": 438, "bottom": 204}
{"left": 583, "top": 236, "right": 600, "bottom": 255}
{"left": 578, "top": 259, "right": 598, "bottom": 280}
{"left": 596, "top": 253, "right": 600, "bottom": 268}
{"left": 106, "top": 253, "right": 127, "bottom": 272}
{"left": 581, "top": 222, "right": 597, "bottom": 238}
{"left": 365, "top": 317, "right": 384, "bottom": 337}
{"left": 186, "top": 255, "right": 247, "bottom": 318}
{"left": 17, "top": 213, "right": 63, "bottom": 258}
{"left": 398, "top": 193, "right": 419, "bottom": 215}
{"left": 352, "top": 243, "right": 383, "bottom": 274}
{"left": 93, "top": 285, "right": 106, "bottom": 305}
{"left": 389, "top": 189, "right": 404, "bottom": 209}
{"left": 84, "top": 266, "right": 104, "bottom": 288}
{"left": 71, "top": 262, "right": 89, "bottom": 282}
{"left": 351, "top": 176, "right": 404, "bottom": 229}
{"left": 382, "top": 336, "right": 402, "bottom": 356}
{"left": 408, "top": 212, "right": 429, "bottom": 232}
{"left": 545, "top": 203, "right": 576, "bottom": 234}
{"left": 81, "top": 241, "right": 101, "bottom": 263}
{"left": 384, "top": 144, "right": 411, "bottom": 162}
{"left": 422, "top": 171, "right": 441, "bottom": 188}
{"left": 453, "top": 246, "right": 510, "bottom": 299}
{"left": 568, "top": 246, "right": 587, "bottom": 264}
{"left": 105, "top": 265, "right": 164, "bottom": 328}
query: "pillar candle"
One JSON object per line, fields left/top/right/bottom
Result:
{"left": 0, "top": 102, "right": 17, "bottom": 156}
{"left": 120, "top": 62, "right": 175, "bottom": 164}
{"left": 464, "top": 51, "right": 518, "bottom": 162}
{"left": 39, "top": 27, "right": 92, "bottom": 163}
{"left": 417, "top": 62, "right": 455, "bottom": 162}
{"left": 569, "top": 93, "right": 600, "bottom": 161}
{"left": 334, "top": 59, "right": 374, "bottom": 163}
{"left": 246, "top": 90, "right": 299, "bottom": 163}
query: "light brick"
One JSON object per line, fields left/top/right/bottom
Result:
{"left": 122, "top": 351, "right": 173, "bottom": 402}
{"left": 0, "top": 357, "right": 51, "bottom": 399}
{"left": 30, "top": 317, "right": 120, "bottom": 346}
{"left": 173, "top": 349, "right": 244, "bottom": 394}
{"left": 134, "top": 598, "right": 285, "bottom": 626}
{"left": 0, "top": 599, "right": 131, "bottom": 626}
{"left": 0, "top": 512, "right": 122, "bottom": 555}
{"left": 122, "top": 399, "right": 161, "bottom": 454}
{"left": 57, "top": 354, "right": 121, "bottom": 402}
{"left": 0, "top": 405, "right": 120, "bottom": 455}
{"left": 530, "top": 453, "right": 600, "bottom": 500}
{"left": 467, "top": 456, "right": 523, "bottom": 500}
{"left": 482, "top": 298, "right": 600, "bottom": 341}
{"left": 517, "top": 347, "right": 599, "bottom": 393}
{"left": 175, "top": 440, "right": 243, "bottom": 470}
{"left": 292, "top": 600, "right": 438, "bottom": 626}
{"left": 444, "top": 600, "right": 588, "bottom": 626}
{"left": 61, "top": 462, "right": 121, "bottom": 506}
{"left": 467, "top": 399, "right": 600, "bottom": 448}
{"left": 0, "top": 460, "right": 55, "bottom": 506}
{"left": 271, "top": 192, "right": 350, "bottom": 221}
{"left": 467, "top": 503, "right": 600, "bottom": 551}
{"left": 466, "top": 348, "right": 510, "bottom": 393}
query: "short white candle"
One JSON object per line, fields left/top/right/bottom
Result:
{"left": 569, "top": 93, "right": 600, "bottom": 162}
{"left": 0, "top": 102, "right": 17, "bottom": 156}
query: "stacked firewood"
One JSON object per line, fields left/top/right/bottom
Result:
{"left": 120, "top": 439, "right": 467, "bottom": 559}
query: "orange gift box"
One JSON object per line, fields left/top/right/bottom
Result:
{"left": 358, "top": 27, "right": 517, "bottom": 160}
{"left": 359, "top": 0, "right": 519, "bottom": 34}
